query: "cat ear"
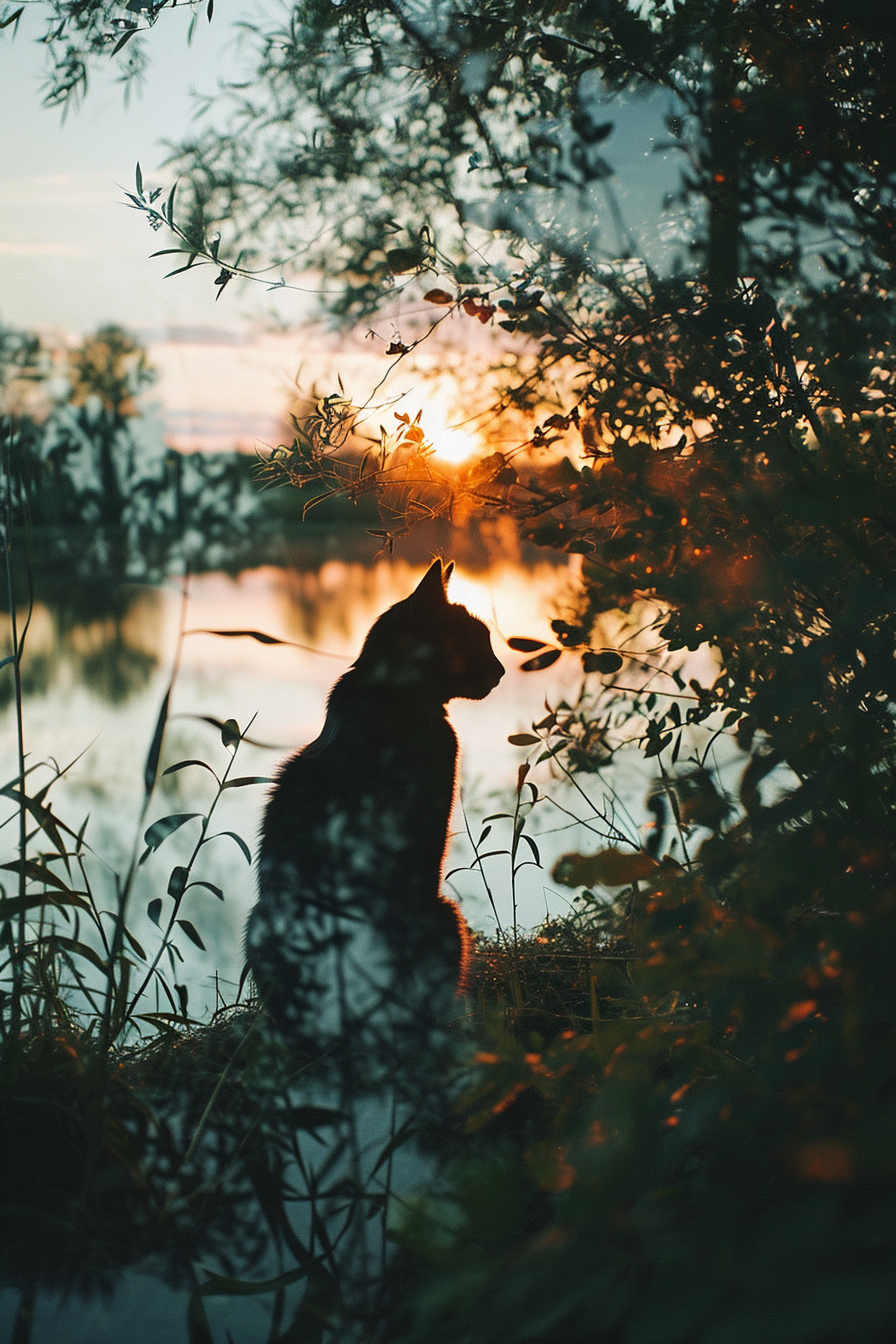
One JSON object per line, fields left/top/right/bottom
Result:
{"left": 443, "top": 560, "right": 455, "bottom": 584}
{"left": 414, "top": 559, "right": 449, "bottom": 603}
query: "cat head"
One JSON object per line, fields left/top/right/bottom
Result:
{"left": 355, "top": 560, "right": 504, "bottom": 702}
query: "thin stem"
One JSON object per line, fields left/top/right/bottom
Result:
{"left": 2, "top": 422, "right": 29, "bottom": 1045}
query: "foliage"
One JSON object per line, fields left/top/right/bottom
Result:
{"left": 0, "top": 0, "right": 202, "bottom": 106}
{"left": 119, "top": 4, "right": 896, "bottom": 1342}
{"left": 7, "top": 2, "right": 896, "bottom": 1340}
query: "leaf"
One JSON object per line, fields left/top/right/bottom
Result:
{"left": 368, "top": 1113, "right": 417, "bottom": 1177}
{"left": 188, "top": 880, "right": 224, "bottom": 901}
{"left": 520, "top": 833, "right": 541, "bottom": 865}
{"left": 189, "top": 627, "right": 290, "bottom": 645}
{"left": 177, "top": 919, "right": 206, "bottom": 950}
{"left": 168, "top": 866, "right": 189, "bottom": 899}
{"left": 147, "top": 898, "right": 163, "bottom": 927}
{"left": 164, "top": 259, "right": 199, "bottom": 278}
{"left": 144, "top": 688, "right": 171, "bottom": 797}
{"left": 386, "top": 247, "right": 424, "bottom": 274}
{"left": 195, "top": 1265, "right": 309, "bottom": 1298}
{"left": 582, "top": 650, "right": 624, "bottom": 674}
{"left": 206, "top": 0, "right": 213, "bottom": 19}
{"left": 0, "top": 8, "right": 24, "bottom": 30}
{"left": 290, "top": 1104, "right": 346, "bottom": 1132}
{"left": 221, "top": 718, "right": 241, "bottom": 749}
{"left": 507, "top": 637, "right": 549, "bottom": 652}
{"left": 133, "top": 1011, "right": 193, "bottom": 1028}
{"left": 423, "top": 288, "right": 453, "bottom": 304}
{"left": 44, "top": 935, "right": 108, "bottom": 975}
{"left": 508, "top": 733, "right": 540, "bottom": 746}
{"left": 0, "top": 890, "right": 92, "bottom": 920}
{"left": 0, "top": 858, "right": 72, "bottom": 893}
{"left": 204, "top": 831, "right": 253, "bottom": 864}
{"left": 123, "top": 927, "right": 146, "bottom": 960}
{"left": 144, "top": 813, "right": 202, "bottom": 852}
{"left": 477, "top": 825, "right": 492, "bottom": 847}
{"left": 171, "top": 714, "right": 285, "bottom": 750}
{"left": 111, "top": 26, "right": 136, "bottom": 55}
{"left": 0, "top": 787, "right": 76, "bottom": 869}
{"left": 187, "top": 1287, "right": 215, "bottom": 1344}
{"left": 553, "top": 848, "right": 659, "bottom": 888}
{"left": 521, "top": 648, "right": 562, "bottom": 672}
{"left": 162, "top": 759, "right": 220, "bottom": 781}
{"left": 222, "top": 776, "right": 272, "bottom": 789}
{"left": 135, "top": 162, "right": 143, "bottom": 196}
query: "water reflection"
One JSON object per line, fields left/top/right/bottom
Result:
{"left": 1, "top": 532, "right": 584, "bottom": 1017}
{"left": 1, "top": 587, "right": 162, "bottom": 711}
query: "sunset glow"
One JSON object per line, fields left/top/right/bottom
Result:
{"left": 427, "top": 423, "right": 482, "bottom": 466}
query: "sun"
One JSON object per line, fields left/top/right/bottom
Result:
{"left": 427, "top": 423, "right": 482, "bottom": 466}
{"left": 396, "top": 395, "right": 483, "bottom": 466}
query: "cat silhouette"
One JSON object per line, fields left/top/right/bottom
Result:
{"left": 245, "top": 559, "right": 504, "bottom": 1077}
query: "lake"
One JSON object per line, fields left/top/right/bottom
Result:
{"left": 2, "top": 523, "right": 656, "bottom": 1024}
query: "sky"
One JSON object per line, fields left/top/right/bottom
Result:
{"left": 0, "top": 0, "right": 268, "bottom": 334}
{"left": 0, "top": 4, "right": 684, "bottom": 450}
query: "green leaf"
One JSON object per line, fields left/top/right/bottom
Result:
{"left": 147, "top": 898, "right": 163, "bottom": 926}
{"left": 177, "top": 919, "right": 206, "bottom": 950}
{"left": 162, "top": 759, "right": 219, "bottom": 781}
{"left": 0, "top": 786, "right": 76, "bottom": 870}
{"left": 195, "top": 1265, "right": 309, "bottom": 1298}
{"left": 187, "top": 880, "right": 224, "bottom": 900}
{"left": 144, "top": 813, "right": 202, "bottom": 851}
{"left": 44, "top": 935, "right": 108, "bottom": 975}
{"left": 111, "top": 27, "right": 136, "bottom": 56}
{"left": 204, "top": 831, "right": 252, "bottom": 864}
{"left": 520, "top": 833, "right": 541, "bottom": 865}
{"left": 171, "top": 714, "right": 284, "bottom": 750}
{"left": 135, "top": 162, "right": 143, "bottom": 196}
{"left": 0, "top": 890, "right": 92, "bottom": 920}
{"left": 221, "top": 718, "right": 241, "bottom": 749}
{"left": 123, "top": 927, "right": 146, "bottom": 960}
{"left": 508, "top": 733, "right": 540, "bottom": 746}
{"left": 187, "top": 1287, "right": 214, "bottom": 1344}
{"left": 222, "top": 776, "right": 272, "bottom": 789}
{"left": 144, "top": 688, "right": 171, "bottom": 797}
{"left": 168, "top": 866, "right": 189, "bottom": 899}
{"left": 0, "top": 858, "right": 73, "bottom": 893}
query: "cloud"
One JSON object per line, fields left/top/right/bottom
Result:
{"left": 0, "top": 242, "right": 86, "bottom": 257}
